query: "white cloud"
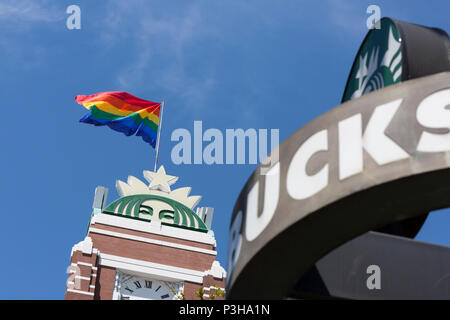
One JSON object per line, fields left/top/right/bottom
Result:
{"left": 323, "top": 0, "right": 369, "bottom": 37}
{"left": 0, "top": 1, "right": 64, "bottom": 70}
{"left": 0, "top": 0, "right": 62, "bottom": 23}
{"left": 100, "top": 1, "right": 217, "bottom": 109}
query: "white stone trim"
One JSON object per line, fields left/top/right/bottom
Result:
{"left": 112, "top": 272, "right": 120, "bottom": 300}
{"left": 89, "top": 227, "right": 217, "bottom": 256}
{"left": 71, "top": 262, "right": 98, "bottom": 271}
{"left": 70, "top": 236, "right": 99, "bottom": 257}
{"left": 67, "top": 288, "right": 94, "bottom": 297}
{"left": 71, "top": 237, "right": 92, "bottom": 256}
{"left": 204, "top": 260, "right": 227, "bottom": 279}
{"left": 75, "top": 262, "right": 92, "bottom": 267}
{"left": 99, "top": 253, "right": 205, "bottom": 284}
{"left": 75, "top": 275, "right": 91, "bottom": 281}
{"left": 90, "top": 213, "right": 216, "bottom": 246}
{"left": 203, "top": 286, "right": 226, "bottom": 291}
{"left": 75, "top": 261, "right": 98, "bottom": 270}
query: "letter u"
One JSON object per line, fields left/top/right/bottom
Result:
{"left": 245, "top": 163, "right": 280, "bottom": 241}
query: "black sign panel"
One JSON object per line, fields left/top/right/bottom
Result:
{"left": 292, "top": 231, "right": 450, "bottom": 300}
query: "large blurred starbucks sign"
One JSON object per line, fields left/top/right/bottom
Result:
{"left": 343, "top": 18, "right": 450, "bottom": 103}
{"left": 227, "top": 18, "right": 450, "bottom": 299}
{"left": 343, "top": 19, "right": 403, "bottom": 101}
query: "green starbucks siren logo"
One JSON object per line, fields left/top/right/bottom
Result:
{"left": 103, "top": 194, "right": 209, "bottom": 233}
{"left": 343, "top": 18, "right": 403, "bottom": 102}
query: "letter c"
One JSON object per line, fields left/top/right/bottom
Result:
{"left": 287, "top": 130, "right": 329, "bottom": 200}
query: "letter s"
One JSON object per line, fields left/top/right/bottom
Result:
{"left": 417, "top": 88, "right": 450, "bottom": 152}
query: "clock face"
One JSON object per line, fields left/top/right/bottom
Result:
{"left": 119, "top": 274, "right": 182, "bottom": 300}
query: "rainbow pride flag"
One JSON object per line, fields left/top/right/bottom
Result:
{"left": 75, "top": 91, "right": 161, "bottom": 148}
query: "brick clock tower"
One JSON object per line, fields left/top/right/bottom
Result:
{"left": 65, "top": 166, "right": 226, "bottom": 300}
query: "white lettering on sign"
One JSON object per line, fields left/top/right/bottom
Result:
{"left": 338, "top": 114, "right": 364, "bottom": 180}
{"left": 338, "top": 99, "right": 409, "bottom": 180}
{"left": 245, "top": 163, "right": 280, "bottom": 241}
{"left": 287, "top": 130, "right": 329, "bottom": 200}
{"left": 362, "top": 99, "right": 409, "bottom": 165}
{"left": 416, "top": 89, "right": 450, "bottom": 152}
{"left": 229, "top": 89, "right": 450, "bottom": 275}
{"left": 227, "top": 210, "right": 243, "bottom": 280}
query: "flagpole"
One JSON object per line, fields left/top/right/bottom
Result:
{"left": 154, "top": 100, "right": 165, "bottom": 172}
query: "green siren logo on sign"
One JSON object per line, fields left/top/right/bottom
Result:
{"left": 343, "top": 19, "right": 403, "bottom": 102}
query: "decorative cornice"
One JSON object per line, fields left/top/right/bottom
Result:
{"left": 70, "top": 236, "right": 99, "bottom": 257}
{"left": 90, "top": 213, "right": 216, "bottom": 246}
{"left": 204, "top": 261, "right": 227, "bottom": 279}
{"left": 99, "top": 253, "right": 206, "bottom": 284}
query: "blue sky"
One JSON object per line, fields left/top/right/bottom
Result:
{"left": 0, "top": 0, "right": 449, "bottom": 299}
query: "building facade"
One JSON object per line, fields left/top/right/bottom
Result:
{"left": 65, "top": 166, "right": 226, "bottom": 300}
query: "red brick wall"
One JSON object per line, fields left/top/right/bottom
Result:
{"left": 88, "top": 231, "right": 216, "bottom": 271}
{"left": 64, "top": 251, "right": 98, "bottom": 300}
{"left": 183, "top": 281, "right": 203, "bottom": 300}
{"left": 92, "top": 223, "right": 215, "bottom": 250}
{"left": 95, "top": 266, "right": 116, "bottom": 300}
